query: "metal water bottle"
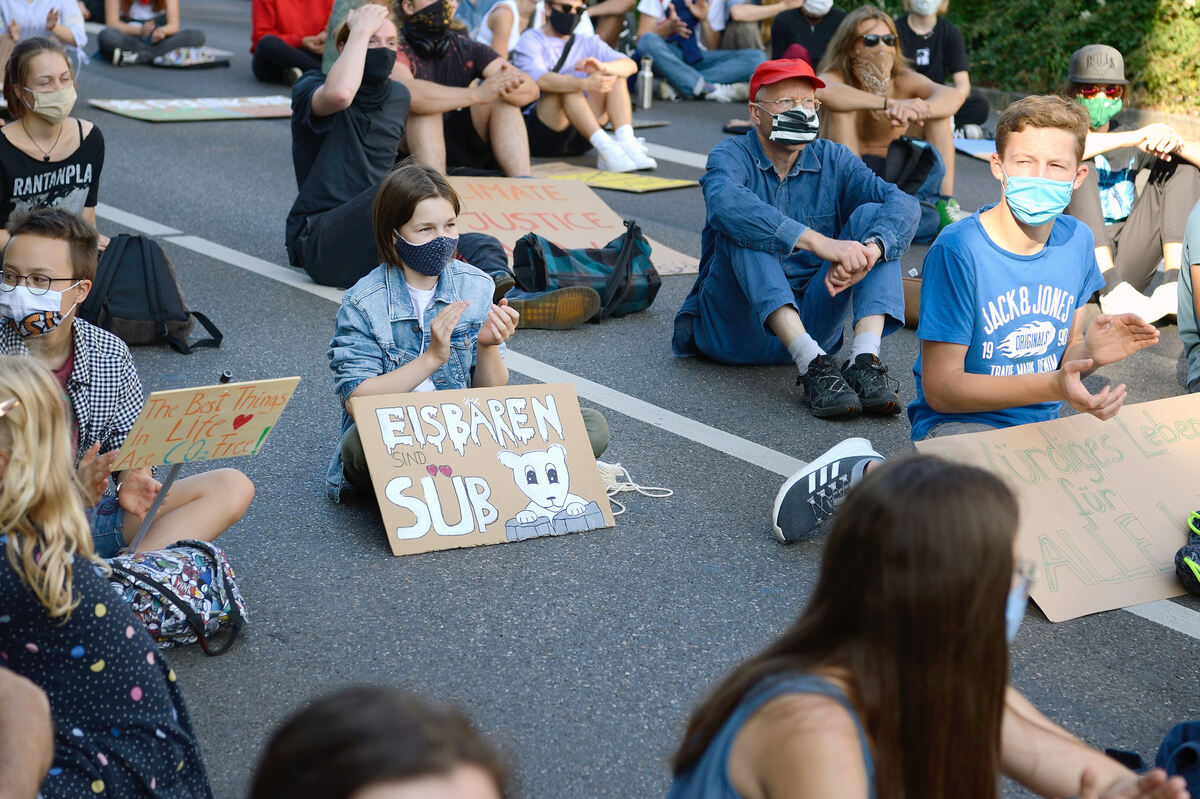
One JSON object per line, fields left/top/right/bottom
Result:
{"left": 638, "top": 56, "right": 654, "bottom": 110}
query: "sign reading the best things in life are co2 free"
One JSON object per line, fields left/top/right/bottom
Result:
{"left": 111, "top": 377, "right": 301, "bottom": 471}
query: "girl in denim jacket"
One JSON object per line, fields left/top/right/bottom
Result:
{"left": 327, "top": 161, "right": 519, "bottom": 501}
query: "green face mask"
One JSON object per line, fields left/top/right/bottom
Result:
{"left": 1077, "top": 95, "right": 1122, "bottom": 129}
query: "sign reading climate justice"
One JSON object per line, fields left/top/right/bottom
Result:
{"left": 350, "top": 383, "right": 614, "bottom": 557}
{"left": 447, "top": 177, "right": 699, "bottom": 275}
{"left": 112, "top": 377, "right": 301, "bottom": 471}
{"left": 917, "top": 393, "right": 1200, "bottom": 622}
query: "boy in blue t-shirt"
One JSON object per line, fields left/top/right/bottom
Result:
{"left": 771, "top": 95, "right": 1161, "bottom": 544}
{"left": 907, "top": 93, "right": 1159, "bottom": 441}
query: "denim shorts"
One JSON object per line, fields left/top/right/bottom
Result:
{"left": 86, "top": 494, "right": 127, "bottom": 558}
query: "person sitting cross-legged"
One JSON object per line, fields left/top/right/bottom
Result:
{"left": 511, "top": 0, "right": 656, "bottom": 172}
{"left": 673, "top": 58, "right": 918, "bottom": 420}
{"left": 395, "top": 0, "right": 539, "bottom": 177}
{"left": 632, "top": 0, "right": 764, "bottom": 102}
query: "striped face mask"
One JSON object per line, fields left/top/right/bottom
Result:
{"left": 756, "top": 105, "right": 820, "bottom": 145}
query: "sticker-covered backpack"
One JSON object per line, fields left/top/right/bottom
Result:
{"left": 107, "top": 539, "right": 247, "bottom": 656}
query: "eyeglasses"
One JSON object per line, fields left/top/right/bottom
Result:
{"left": 859, "top": 33, "right": 897, "bottom": 47}
{"left": 0, "top": 270, "right": 77, "bottom": 295}
{"left": 1013, "top": 558, "right": 1038, "bottom": 598}
{"left": 1077, "top": 84, "right": 1122, "bottom": 99}
{"left": 755, "top": 97, "right": 821, "bottom": 112}
{"left": 0, "top": 398, "right": 19, "bottom": 419}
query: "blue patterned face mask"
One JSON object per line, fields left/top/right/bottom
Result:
{"left": 1002, "top": 167, "right": 1074, "bottom": 226}
{"left": 1005, "top": 584, "right": 1028, "bottom": 642}
{"left": 395, "top": 235, "right": 458, "bottom": 277}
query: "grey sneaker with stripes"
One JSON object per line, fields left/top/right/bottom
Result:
{"left": 772, "top": 438, "right": 884, "bottom": 543}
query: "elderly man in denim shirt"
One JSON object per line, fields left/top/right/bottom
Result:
{"left": 673, "top": 58, "right": 918, "bottom": 419}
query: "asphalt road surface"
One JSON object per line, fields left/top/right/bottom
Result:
{"left": 70, "top": 2, "right": 1200, "bottom": 796}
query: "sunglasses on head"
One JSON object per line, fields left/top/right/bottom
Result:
{"left": 1078, "top": 84, "right": 1122, "bottom": 99}
{"left": 859, "top": 33, "right": 896, "bottom": 47}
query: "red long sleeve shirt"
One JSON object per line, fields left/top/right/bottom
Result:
{"left": 251, "top": 0, "right": 335, "bottom": 51}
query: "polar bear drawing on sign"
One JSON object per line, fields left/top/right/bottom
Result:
{"left": 497, "top": 444, "right": 588, "bottom": 522}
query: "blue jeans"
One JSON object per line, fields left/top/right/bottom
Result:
{"left": 864, "top": 142, "right": 946, "bottom": 244}
{"left": 634, "top": 33, "right": 765, "bottom": 97}
{"left": 688, "top": 202, "right": 905, "bottom": 365}
{"left": 86, "top": 494, "right": 127, "bottom": 558}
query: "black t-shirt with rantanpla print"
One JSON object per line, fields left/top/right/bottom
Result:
{"left": 0, "top": 122, "right": 104, "bottom": 228}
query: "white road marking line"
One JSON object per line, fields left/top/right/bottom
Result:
{"left": 95, "top": 203, "right": 181, "bottom": 237}
{"left": 95, "top": 204, "right": 1200, "bottom": 641}
{"left": 1124, "top": 599, "right": 1200, "bottom": 638}
{"left": 642, "top": 143, "right": 708, "bottom": 170}
{"left": 504, "top": 352, "right": 805, "bottom": 478}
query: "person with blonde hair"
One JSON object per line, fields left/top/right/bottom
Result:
{"left": 816, "top": 4, "right": 965, "bottom": 240}
{"left": 0, "top": 354, "right": 213, "bottom": 798}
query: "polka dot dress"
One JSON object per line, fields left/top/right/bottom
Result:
{"left": 0, "top": 537, "right": 213, "bottom": 798}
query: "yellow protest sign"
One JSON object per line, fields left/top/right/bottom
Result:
{"left": 917, "top": 394, "right": 1200, "bottom": 622}
{"left": 112, "top": 377, "right": 301, "bottom": 471}
{"left": 531, "top": 161, "right": 699, "bottom": 193}
{"left": 349, "top": 383, "right": 615, "bottom": 556}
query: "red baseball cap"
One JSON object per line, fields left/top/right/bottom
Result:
{"left": 750, "top": 59, "right": 826, "bottom": 102}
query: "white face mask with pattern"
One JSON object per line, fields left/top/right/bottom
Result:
{"left": 803, "top": 0, "right": 832, "bottom": 15}
{"left": 910, "top": 0, "right": 941, "bottom": 15}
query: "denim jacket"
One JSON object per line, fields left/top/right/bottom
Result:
{"left": 675, "top": 134, "right": 918, "bottom": 353}
{"left": 326, "top": 259, "right": 499, "bottom": 501}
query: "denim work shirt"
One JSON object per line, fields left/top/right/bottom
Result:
{"left": 674, "top": 133, "right": 919, "bottom": 355}
{"left": 326, "top": 259, "right": 500, "bottom": 500}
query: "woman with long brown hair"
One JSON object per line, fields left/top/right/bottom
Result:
{"left": 97, "top": 0, "right": 204, "bottom": 65}
{"left": 669, "top": 456, "right": 1188, "bottom": 799}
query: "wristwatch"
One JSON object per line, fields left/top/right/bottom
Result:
{"left": 864, "top": 236, "right": 885, "bottom": 260}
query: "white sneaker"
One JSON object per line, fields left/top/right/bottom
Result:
{"left": 704, "top": 83, "right": 739, "bottom": 103}
{"left": 1148, "top": 280, "right": 1179, "bottom": 323}
{"left": 595, "top": 142, "right": 639, "bottom": 173}
{"left": 617, "top": 137, "right": 657, "bottom": 170}
{"left": 1099, "top": 281, "right": 1154, "bottom": 320}
{"left": 955, "top": 123, "right": 984, "bottom": 139}
{"left": 112, "top": 48, "right": 138, "bottom": 65}
{"left": 725, "top": 81, "right": 750, "bottom": 101}
{"left": 656, "top": 81, "right": 679, "bottom": 101}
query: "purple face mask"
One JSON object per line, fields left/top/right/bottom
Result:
{"left": 395, "top": 234, "right": 458, "bottom": 277}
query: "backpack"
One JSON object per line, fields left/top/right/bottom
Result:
{"left": 511, "top": 221, "right": 661, "bottom": 320}
{"left": 107, "top": 539, "right": 247, "bottom": 656}
{"left": 80, "top": 234, "right": 223, "bottom": 354}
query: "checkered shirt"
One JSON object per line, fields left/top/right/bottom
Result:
{"left": 0, "top": 318, "right": 144, "bottom": 465}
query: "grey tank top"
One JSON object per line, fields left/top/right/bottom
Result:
{"left": 667, "top": 674, "right": 876, "bottom": 799}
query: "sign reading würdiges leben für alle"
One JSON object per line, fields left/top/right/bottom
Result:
{"left": 350, "top": 383, "right": 615, "bottom": 557}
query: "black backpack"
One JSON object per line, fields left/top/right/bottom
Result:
{"left": 80, "top": 234, "right": 222, "bottom": 354}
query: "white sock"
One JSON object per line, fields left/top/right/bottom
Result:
{"left": 787, "top": 333, "right": 824, "bottom": 374}
{"left": 614, "top": 125, "right": 636, "bottom": 144}
{"left": 589, "top": 129, "right": 615, "bottom": 149}
{"left": 849, "top": 331, "right": 881, "bottom": 361}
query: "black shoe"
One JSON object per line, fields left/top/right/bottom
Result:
{"left": 772, "top": 437, "right": 883, "bottom": 542}
{"left": 797, "top": 355, "right": 861, "bottom": 420}
{"left": 491, "top": 273, "right": 515, "bottom": 304}
{"left": 841, "top": 354, "right": 901, "bottom": 415}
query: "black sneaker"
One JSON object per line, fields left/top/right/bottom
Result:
{"left": 841, "top": 354, "right": 901, "bottom": 415}
{"left": 797, "top": 355, "right": 862, "bottom": 419}
{"left": 772, "top": 437, "right": 884, "bottom": 543}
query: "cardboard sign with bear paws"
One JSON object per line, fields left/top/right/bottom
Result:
{"left": 349, "top": 384, "right": 615, "bottom": 556}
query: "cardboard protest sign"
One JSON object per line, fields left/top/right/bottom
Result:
{"left": 349, "top": 383, "right": 615, "bottom": 556}
{"left": 112, "top": 377, "right": 301, "bottom": 471}
{"left": 89, "top": 96, "right": 291, "bottom": 122}
{"left": 916, "top": 394, "right": 1200, "bottom": 622}
{"left": 531, "top": 161, "right": 698, "bottom": 193}
{"left": 953, "top": 137, "right": 995, "bottom": 162}
{"left": 448, "top": 177, "right": 699, "bottom": 275}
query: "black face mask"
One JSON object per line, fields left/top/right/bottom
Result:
{"left": 548, "top": 6, "right": 581, "bottom": 35}
{"left": 403, "top": 0, "right": 454, "bottom": 59}
{"left": 355, "top": 47, "right": 395, "bottom": 109}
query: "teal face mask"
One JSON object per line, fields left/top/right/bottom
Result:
{"left": 1077, "top": 95, "right": 1122, "bottom": 129}
{"left": 1002, "top": 167, "right": 1074, "bottom": 226}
